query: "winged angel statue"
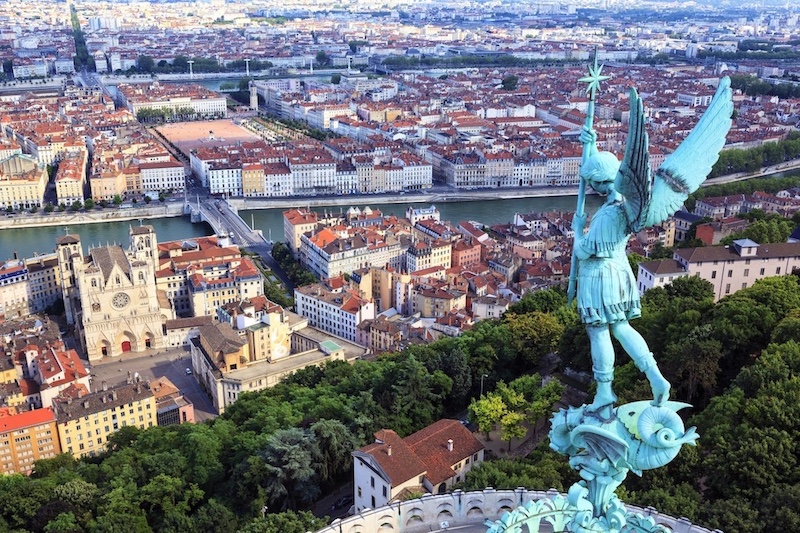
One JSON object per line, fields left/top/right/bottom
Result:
{"left": 573, "top": 77, "right": 734, "bottom": 415}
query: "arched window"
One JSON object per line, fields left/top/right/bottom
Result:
{"left": 115, "top": 275, "right": 121, "bottom": 285}
{"left": 91, "top": 278, "right": 97, "bottom": 288}
{"left": 138, "top": 272, "right": 144, "bottom": 281}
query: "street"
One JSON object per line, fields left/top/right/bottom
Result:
{"left": 87, "top": 347, "right": 217, "bottom": 422}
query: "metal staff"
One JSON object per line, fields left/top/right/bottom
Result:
{"left": 567, "top": 49, "right": 610, "bottom": 305}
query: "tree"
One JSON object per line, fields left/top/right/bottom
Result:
{"left": 501, "top": 75, "right": 519, "bottom": 91}
{"left": 500, "top": 411, "right": 527, "bottom": 451}
{"left": 315, "top": 51, "right": 330, "bottom": 66}
{"left": 309, "top": 419, "right": 358, "bottom": 487}
{"left": 137, "top": 55, "right": 154, "bottom": 73}
{"left": 83, "top": 198, "right": 94, "bottom": 210}
{"left": 468, "top": 393, "right": 506, "bottom": 440}
{"left": 459, "top": 446, "right": 573, "bottom": 492}
{"left": 44, "top": 203, "right": 54, "bottom": 213}
{"left": 193, "top": 498, "right": 239, "bottom": 533}
{"left": 628, "top": 252, "right": 647, "bottom": 274}
{"left": 259, "top": 428, "right": 320, "bottom": 511}
{"left": 112, "top": 195, "right": 122, "bottom": 206}
{"left": 330, "top": 73, "right": 341, "bottom": 84}
{"left": 503, "top": 311, "right": 563, "bottom": 368}
{"left": 144, "top": 196, "right": 152, "bottom": 204}
{"left": 44, "top": 512, "right": 82, "bottom": 533}
{"left": 238, "top": 511, "right": 328, "bottom": 533}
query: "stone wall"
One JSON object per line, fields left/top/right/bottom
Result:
{"left": 313, "top": 488, "right": 722, "bottom": 533}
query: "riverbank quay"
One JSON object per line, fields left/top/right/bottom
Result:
{"left": 1, "top": 160, "right": 799, "bottom": 231}
{"left": 0, "top": 202, "right": 185, "bottom": 230}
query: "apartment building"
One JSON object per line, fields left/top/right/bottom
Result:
{"left": 139, "top": 159, "right": 185, "bottom": 192}
{"left": 294, "top": 283, "right": 375, "bottom": 344}
{"left": 283, "top": 208, "right": 320, "bottom": 258}
{"left": 0, "top": 407, "right": 61, "bottom": 475}
{"left": 55, "top": 148, "right": 88, "bottom": 205}
{"left": 637, "top": 239, "right": 800, "bottom": 301}
{"left": 406, "top": 240, "right": 452, "bottom": 274}
{"left": 0, "top": 154, "right": 47, "bottom": 210}
{"left": 0, "top": 260, "right": 31, "bottom": 319}
{"left": 301, "top": 227, "right": 405, "bottom": 280}
{"left": 117, "top": 83, "right": 227, "bottom": 118}
{"left": 53, "top": 382, "right": 156, "bottom": 459}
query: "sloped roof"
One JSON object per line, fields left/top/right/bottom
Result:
{"left": 359, "top": 419, "right": 484, "bottom": 488}
{"left": 89, "top": 245, "right": 130, "bottom": 283}
{"left": 359, "top": 429, "right": 426, "bottom": 487}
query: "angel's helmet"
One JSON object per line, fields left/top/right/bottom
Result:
{"left": 580, "top": 151, "right": 620, "bottom": 186}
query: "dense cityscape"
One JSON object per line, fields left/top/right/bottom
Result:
{"left": 0, "top": 1, "right": 798, "bottom": 532}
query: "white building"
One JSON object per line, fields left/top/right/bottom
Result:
{"left": 139, "top": 159, "right": 185, "bottom": 193}
{"left": 352, "top": 420, "right": 485, "bottom": 513}
{"left": 294, "top": 284, "right": 375, "bottom": 344}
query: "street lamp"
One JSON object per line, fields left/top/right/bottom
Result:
{"left": 480, "top": 374, "right": 488, "bottom": 397}
{"left": 261, "top": 505, "right": 268, "bottom": 518}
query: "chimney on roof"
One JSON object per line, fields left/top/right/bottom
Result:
{"left": 447, "top": 439, "right": 453, "bottom": 452}
{"left": 83, "top": 400, "right": 89, "bottom": 409}
{"left": 102, "top": 381, "right": 107, "bottom": 391}
{"left": 112, "top": 391, "right": 117, "bottom": 401}
{"left": 387, "top": 445, "right": 392, "bottom": 456}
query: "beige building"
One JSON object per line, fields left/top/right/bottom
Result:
{"left": 406, "top": 240, "right": 452, "bottom": 274}
{"left": 190, "top": 309, "right": 366, "bottom": 414}
{"left": 242, "top": 162, "right": 266, "bottom": 197}
{"left": 25, "top": 253, "right": 63, "bottom": 314}
{"left": 637, "top": 239, "right": 800, "bottom": 301}
{"left": 0, "top": 407, "right": 61, "bottom": 475}
{"left": 53, "top": 382, "right": 156, "bottom": 459}
{"left": 283, "top": 208, "right": 320, "bottom": 258}
{"left": 0, "top": 154, "right": 48, "bottom": 210}
{"left": 411, "top": 286, "right": 467, "bottom": 318}
{"left": 89, "top": 170, "right": 126, "bottom": 202}
{"left": 59, "top": 226, "right": 173, "bottom": 361}
{"left": 190, "top": 311, "right": 365, "bottom": 414}
{"left": 55, "top": 148, "right": 88, "bottom": 206}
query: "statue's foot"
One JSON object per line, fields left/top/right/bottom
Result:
{"left": 586, "top": 388, "right": 617, "bottom": 421}
{"left": 585, "top": 401, "right": 616, "bottom": 422}
{"left": 649, "top": 375, "right": 671, "bottom": 407}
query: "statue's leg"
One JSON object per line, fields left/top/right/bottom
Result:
{"left": 586, "top": 324, "right": 616, "bottom": 411}
{"left": 610, "top": 321, "right": 670, "bottom": 406}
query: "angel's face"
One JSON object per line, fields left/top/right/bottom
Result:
{"left": 589, "top": 179, "right": 613, "bottom": 196}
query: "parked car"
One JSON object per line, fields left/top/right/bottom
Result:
{"left": 185, "top": 368, "right": 192, "bottom": 375}
{"left": 331, "top": 496, "right": 353, "bottom": 510}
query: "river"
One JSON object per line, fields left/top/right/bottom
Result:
{"left": 0, "top": 195, "right": 600, "bottom": 261}
{"left": 4, "top": 164, "right": 800, "bottom": 262}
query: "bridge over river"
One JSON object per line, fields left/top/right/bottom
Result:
{"left": 186, "top": 197, "right": 294, "bottom": 292}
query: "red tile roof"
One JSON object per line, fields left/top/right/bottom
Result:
{"left": 0, "top": 407, "right": 55, "bottom": 433}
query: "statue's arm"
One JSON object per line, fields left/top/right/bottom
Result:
{"left": 573, "top": 236, "right": 593, "bottom": 261}
{"left": 580, "top": 125, "right": 599, "bottom": 159}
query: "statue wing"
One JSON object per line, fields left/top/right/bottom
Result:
{"left": 644, "top": 77, "right": 734, "bottom": 228}
{"left": 614, "top": 87, "right": 652, "bottom": 233}
{"left": 614, "top": 77, "right": 734, "bottom": 231}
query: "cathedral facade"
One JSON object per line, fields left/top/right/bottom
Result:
{"left": 59, "top": 226, "right": 174, "bottom": 362}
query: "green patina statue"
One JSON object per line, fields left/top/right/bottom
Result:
{"left": 486, "top": 54, "right": 733, "bottom": 533}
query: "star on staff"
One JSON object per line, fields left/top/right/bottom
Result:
{"left": 579, "top": 50, "right": 610, "bottom": 100}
